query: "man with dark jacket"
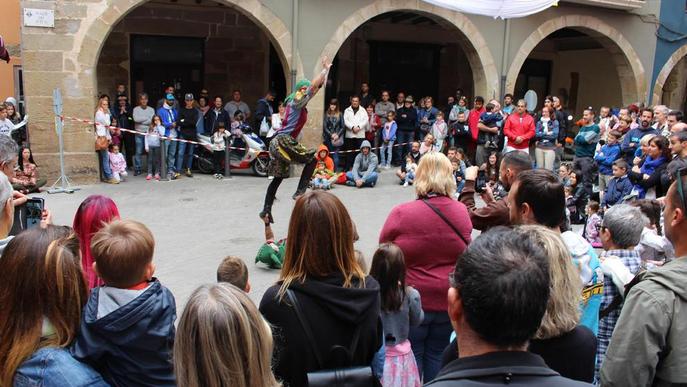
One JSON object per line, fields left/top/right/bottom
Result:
{"left": 396, "top": 141, "right": 421, "bottom": 184}
{"left": 176, "top": 93, "right": 199, "bottom": 177}
{"left": 621, "top": 108, "right": 658, "bottom": 164}
{"left": 113, "top": 95, "right": 135, "bottom": 172}
{"left": 553, "top": 96, "right": 570, "bottom": 169}
{"left": 427, "top": 227, "right": 590, "bottom": 387}
{"left": 204, "top": 95, "right": 229, "bottom": 134}
{"left": 254, "top": 90, "right": 275, "bottom": 135}
{"left": 395, "top": 97, "right": 417, "bottom": 164}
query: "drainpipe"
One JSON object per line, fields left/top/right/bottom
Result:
{"left": 291, "top": 0, "right": 299, "bottom": 91}
{"left": 500, "top": 18, "right": 511, "bottom": 98}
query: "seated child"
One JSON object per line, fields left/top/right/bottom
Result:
{"left": 217, "top": 256, "right": 250, "bottom": 292}
{"left": 601, "top": 159, "right": 633, "bottom": 209}
{"left": 255, "top": 214, "right": 286, "bottom": 269}
{"left": 403, "top": 154, "right": 418, "bottom": 187}
{"left": 108, "top": 144, "right": 127, "bottom": 182}
{"left": 452, "top": 159, "right": 466, "bottom": 195}
{"left": 311, "top": 145, "right": 340, "bottom": 190}
{"left": 584, "top": 201, "right": 603, "bottom": 248}
{"left": 71, "top": 220, "right": 176, "bottom": 387}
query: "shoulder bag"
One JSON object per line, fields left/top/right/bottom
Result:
{"left": 286, "top": 289, "right": 381, "bottom": 387}
{"left": 422, "top": 198, "right": 470, "bottom": 246}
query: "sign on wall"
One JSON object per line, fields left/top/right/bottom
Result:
{"left": 23, "top": 8, "right": 55, "bottom": 28}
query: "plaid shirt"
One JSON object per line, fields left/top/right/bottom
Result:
{"left": 595, "top": 249, "right": 642, "bottom": 382}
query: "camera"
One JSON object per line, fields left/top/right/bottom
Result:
{"left": 475, "top": 171, "right": 488, "bottom": 194}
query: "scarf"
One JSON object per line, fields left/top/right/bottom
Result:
{"left": 635, "top": 155, "right": 666, "bottom": 198}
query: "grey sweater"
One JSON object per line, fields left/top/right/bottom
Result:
{"left": 381, "top": 286, "right": 424, "bottom": 345}
{"left": 133, "top": 106, "right": 155, "bottom": 133}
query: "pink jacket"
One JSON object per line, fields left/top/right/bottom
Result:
{"left": 379, "top": 196, "right": 472, "bottom": 312}
{"left": 109, "top": 152, "right": 127, "bottom": 173}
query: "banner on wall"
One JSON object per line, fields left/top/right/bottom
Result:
{"left": 421, "top": 0, "right": 557, "bottom": 19}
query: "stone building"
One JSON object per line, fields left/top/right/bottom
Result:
{"left": 10, "top": 0, "right": 687, "bottom": 181}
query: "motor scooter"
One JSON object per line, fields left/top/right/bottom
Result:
{"left": 195, "top": 131, "right": 270, "bottom": 177}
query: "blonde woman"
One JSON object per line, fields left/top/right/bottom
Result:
{"left": 380, "top": 151, "right": 472, "bottom": 381}
{"left": 94, "top": 96, "right": 117, "bottom": 184}
{"left": 259, "top": 191, "right": 382, "bottom": 387}
{"left": 175, "top": 283, "right": 280, "bottom": 387}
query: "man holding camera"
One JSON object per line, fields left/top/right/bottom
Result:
{"left": 458, "top": 151, "right": 532, "bottom": 230}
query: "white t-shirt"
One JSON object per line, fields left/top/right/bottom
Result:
{"left": 0, "top": 119, "right": 13, "bottom": 137}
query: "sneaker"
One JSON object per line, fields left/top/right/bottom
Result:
{"left": 106, "top": 178, "right": 120, "bottom": 185}
{"left": 403, "top": 182, "right": 409, "bottom": 187}
{"left": 146, "top": 174, "right": 152, "bottom": 180}
{"left": 134, "top": 170, "right": 142, "bottom": 176}
{"left": 170, "top": 173, "right": 177, "bottom": 180}
{"left": 154, "top": 174, "right": 160, "bottom": 181}
{"left": 174, "top": 172, "right": 181, "bottom": 179}
{"left": 186, "top": 168, "right": 193, "bottom": 178}
{"left": 345, "top": 180, "right": 356, "bottom": 187}
{"left": 217, "top": 174, "right": 223, "bottom": 180}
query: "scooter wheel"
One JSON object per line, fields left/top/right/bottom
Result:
{"left": 252, "top": 155, "right": 269, "bottom": 177}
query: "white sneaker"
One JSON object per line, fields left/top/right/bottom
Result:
{"left": 403, "top": 182, "right": 409, "bottom": 187}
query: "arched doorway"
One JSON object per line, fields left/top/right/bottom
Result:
{"left": 653, "top": 44, "right": 687, "bottom": 111}
{"left": 506, "top": 15, "right": 645, "bottom": 115}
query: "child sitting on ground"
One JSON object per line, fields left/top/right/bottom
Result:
{"left": 311, "top": 145, "right": 339, "bottom": 190}
{"left": 452, "top": 159, "right": 466, "bottom": 196}
{"left": 71, "top": 220, "right": 176, "bottom": 387}
{"left": 369, "top": 243, "right": 424, "bottom": 387}
{"left": 403, "top": 154, "right": 418, "bottom": 187}
{"left": 584, "top": 200, "right": 603, "bottom": 248}
{"left": 217, "top": 255, "right": 250, "bottom": 292}
{"left": 601, "top": 159, "right": 633, "bottom": 209}
{"left": 108, "top": 144, "right": 127, "bottom": 182}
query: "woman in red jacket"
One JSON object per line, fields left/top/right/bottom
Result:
{"left": 379, "top": 151, "right": 472, "bottom": 382}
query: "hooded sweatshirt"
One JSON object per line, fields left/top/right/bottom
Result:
{"left": 71, "top": 279, "right": 176, "bottom": 387}
{"left": 351, "top": 140, "right": 378, "bottom": 180}
{"left": 259, "top": 274, "right": 382, "bottom": 387}
{"left": 600, "top": 257, "right": 687, "bottom": 387}
{"left": 315, "top": 144, "right": 334, "bottom": 171}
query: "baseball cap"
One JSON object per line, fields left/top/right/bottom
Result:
{"left": 165, "top": 93, "right": 175, "bottom": 100}
{"left": 404, "top": 96, "right": 414, "bottom": 103}
{"left": 184, "top": 93, "right": 194, "bottom": 101}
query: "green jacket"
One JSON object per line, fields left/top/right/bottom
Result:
{"left": 600, "top": 257, "right": 687, "bottom": 387}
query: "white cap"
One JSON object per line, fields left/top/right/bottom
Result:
{"left": 4, "top": 97, "right": 17, "bottom": 106}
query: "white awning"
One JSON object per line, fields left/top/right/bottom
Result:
{"left": 421, "top": 0, "right": 558, "bottom": 19}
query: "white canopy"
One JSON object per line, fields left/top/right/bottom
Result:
{"left": 421, "top": 0, "right": 558, "bottom": 19}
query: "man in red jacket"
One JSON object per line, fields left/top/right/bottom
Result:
{"left": 504, "top": 99, "right": 535, "bottom": 154}
{"left": 467, "top": 96, "right": 485, "bottom": 163}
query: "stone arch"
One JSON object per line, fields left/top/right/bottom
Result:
{"left": 75, "top": 0, "right": 300, "bottom": 96}
{"left": 315, "top": 0, "right": 499, "bottom": 99}
{"left": 505, "top": 15, "right": 646, "bottom": 106}
{"left": 652, "top": 44, "right": 687, "bottom": 105}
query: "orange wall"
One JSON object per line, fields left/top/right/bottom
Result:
{"left": 0, "top": 0, "right": 22, "bottom": 100}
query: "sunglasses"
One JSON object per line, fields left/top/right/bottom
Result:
{"left": 677, "top": 167, "right": 687, "bottom": 211}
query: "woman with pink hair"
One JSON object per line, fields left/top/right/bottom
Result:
{"left": 73, "top": 195, "right": 120, "bottom": 288}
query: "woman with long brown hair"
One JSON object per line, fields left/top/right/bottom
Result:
{"left": 259, "top": 191, "right": 382, "bottom": 387}
{"left": 0, "top": 227, "right": 108, "bottom": 386}
{"left": 94, "top": 96, "right": 117, "bottom": 184}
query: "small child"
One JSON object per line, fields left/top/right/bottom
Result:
{"left": 311, "top": 145, "right": 339, "bottom": 190}
{"left": 211, "top": 121, "right": 231, "bottom": 179}
{"left": 601, "top": 159, "right": 633, "bottom": 209}
{"left": 403, "top": 154, "right": 418, "bottom": 187}
{"left": 381, "top": 111, "right": 397, "bottom": 168}
{"left": 369, "top": 243, "right": 424, "bottom": 387}
{"left": 71, "top": 220, "right": 176, "bottom": 387}
{"left": 594, "top": 130, "right": 622, "bottom": 204}
{"left": 217, "top": 255, "right": 250, "bottom": 292}
{"left": 584, "top": 200, "right": 603, "bottom": 248}
{"left": 479, "top": 102, "right": 500, "bottom": 149}
{"left": 145, "top": 115, "right": 164, "bottom": 181}
{"left": 631, "top": 199, "right": 675, "bottom": 265}
{"left": 452, "top": 160, "right": 466, "bottom": 196}
{"left": 568, "top": 171, "right": 588, "bottom": 224}
{"left": 108, "top": 144, "right": 127, "bottom": 182}
{"left": 431, "top": 111, "right": 448, "bottom": 153}
{"left": 455, "top": 147, "right": 472, "bottom": 168}
{"left": 419, "top": 133, "right": 435, "bottom": 155}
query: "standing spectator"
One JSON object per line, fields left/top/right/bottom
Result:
{"left": 432, "top": 111, "right": 448, "bottom": 153}
{"left": 204, "top": 95, "right": 230, "bottom": 135}
{"left": 375, "top": 90, "right": 395, "bottom": 126}
{"left": 360, "top": 82, "right": 373, "bottom": 108}
{"left": 600, "top": 173, "right": 687, "bottom": 387}
{"left": 323, "top": 99, "right": 344, "bottom": 170}
{"left": 132, "top": 93, "right": 155, "bottom": 176}
{"left": 553, "top": 96, "right": 571, "bottom": 169}
{"left": 224, "top": 90, "right": 251, "bottom": 121}
{"left": 502, "top": 93, "right": 515, "bottom": 114}
{"left": 443, "top": 95, "right": 456, "bottom": 120}
{"left": 503, "top": 99, "right": 536, "bottom": 154}
{"left": 176, "top": 93, "right": 199, "bottom": 178}
{"left": 72, "top": 195, "right": 120, "bottom": 289}
{"left": 113, "top": 95, "right": 135, "bottom": 171}
{"left": 621, "top": 108, "right": 658, "bottom": 164}
{"left": 467, "top": 96, "right": 485, "bottom": 161}
{"left": 259, "top": 191, "right": 382, "bottom": 387}
{"left": 598, "top": 106, "right": 618, "bottom": 145}
{"left": 594, "top": 130, "right": 622, "bottom": 204}
{"left": 11, "top": 146, "right": 45, "bottom": 193}
{"left": 475, "top": 100, "right": 502, "bottom": 165}
{"left": 197, "top": 96, "right": 210, "bottom": 116}
{"left": 395, "top": 92, "right": 406, "bottom": 109}
{"left": 5, "top": 98, "right": 26, "bottom": 146}
{"left": 366, "top": 105, "right": 381, "bottom": 149}
{"left": 345, "top": 140, "right": 378, "bottom": 188}
{"left": 668, "top": 130, "right": 687, "bottom": 179}
{"left": 94, "top": 97, "right": 117, "bottom": 184}
{"left": 667, "top": 110, "right": 683, "bottom": 133}
{"left": 380, "top": 111, "right": 397, "bottom": 169}
{"left": 380, "top": 152, "right": 472, "bottom": 381}
{"left": 395, "top": 97, "right": 418, "bottom": 164}
{"left": 0, "top": 227, "right": 109, "bottom": 387}
{"left": 210, "top": 122, "right": 230, "bottom": 179}
{"left": 343, "top": 96, "right": 368, "bottom": 171}
{"left": 535, "top": 105, "right": 560, "bottom": 171}
{"left": 417, "top": 97, "right": 438, "bottom": 140}
{"left": 157, "top": 93, "right": 179, "bottom": 179}
{"left": 174, "top": 284, "right": 280, "bottom": 387}
{"left": 449, "top": 97, "right": 470, "bottom": 152}
{"left": 573, "top": 108, "right": 600, "bottom": 197}
{"left": 254, "top": 90, "right": 275, "bottom": 137}
{"left": 629, "top": 135, "right": 671, "bottom": 199}
{"left": 428, "top": 227, "right": 590, "bottom": 387}
{"left": 601, "top": 159, "right": 633, "bottom": 209}
{"left": 144, "top": 115, "right": 164, "bottom": 180}
{"left": 595, "top": 204, "right": 645, "bottom": 381}
{"left": 653, "top": 105, "right": 670, "bottom": 136}
{"left": 156, "top": 85, "right": 178, "bottom": 109}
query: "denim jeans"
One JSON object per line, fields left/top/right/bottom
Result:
{"left": 166, "top": 140, "right": 178, "bottom": 174}
{"left": 395, "top": 131, "right": 414, "bottom": 164}
{"left": 98, "top": 150, "right": 112, "bottom": 179}
{"left": 176, "top": 141, "right": 195, "bottom": 171}
{"left": 380, "top": 140, "right": 394, "bottom": 166}
{"left": 325, "top": 139, "right": 341, "bottom": 171}
{"left": 134, "top": 135, "right": 145, "bottom": 172}
{"left": 409, "top": 311, "right": 453, "bottom": 382}
{"left": 345, "top": 171, "right": 378, "bottom": 187}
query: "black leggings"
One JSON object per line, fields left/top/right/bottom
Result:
{"left": 262, "top": 159, "right": 317, "bottom": 209}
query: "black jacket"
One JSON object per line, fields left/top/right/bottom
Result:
{"left": 71, "top": 279, "right": 176, "bottom": 387}
{"left": 396, "top": 106, "right": 418, "bottom": 132}
{"left": 204, "top": 108, "right": 230, "bottom": 134}
{"left": 178, "top": 107, "right": 199, "bottom": 140}
{"left": 428, "top": 351, "right": 592, "bottom": 387}
{"left": 259, "top": 274, "right": 382, "bottom": 387}
{"left": 254, "top": 98, "right": 273, "bottom": 132}
{"left": 555, "top": 108, "right": 569, "bottom": 143}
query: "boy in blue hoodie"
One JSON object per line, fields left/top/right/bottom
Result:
{"left": 594, "top": 130, "right": 621, "bottom": 204}
{"left": 71, "top": 220, "right": 176, "bottom": 387}
{"left": 601, "top": 159, "right": 633, "bottom": 209}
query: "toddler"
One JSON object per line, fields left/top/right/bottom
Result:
{"left": 145, "top": 115, "right": 164, "bottom": 180}
{"left": 108, "top": 144, "right": 127, "bottom": 182}
{"left": 403, "top": 154, "right": 418, "bottom": 187}
{"left": 479, "top": 102, "right": 500, "bottom": 149}
{"left": 71, "top": 220, "right": 176, "bottom": 387}
{"left": 217, "top": 255, "right": 250, "bottom": 292}
{"left": 584, "top": 201, "right": 602, "bottom": 248}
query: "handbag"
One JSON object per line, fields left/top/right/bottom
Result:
{"left": 259, "top": 117, "right": 270, "bottom": 136}
{"left": 286, "top": 290, "right": 381, "bottom": 387}
{"left": 422, "top": 199, "right": 470, "bottom": 246}
{"left": 95, "top": 135, "right": 109, "bottom": 151}
{"left": 332, "top": 134, "right": 344, "bottom": 147}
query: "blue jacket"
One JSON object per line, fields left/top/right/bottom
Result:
{"left": 574, "top": 124, "right": 599, "bottom": 158}
{"left": 15, "top": 347, "right": 109, "bottom": 387}
{"left": 71, "top": 279, "right": 177, "bottom": 387}
{"left": 602, "top": 175, "right": 633, "bottom": 208}
{"left": 535, "top": 119, "right": 559, "bottom": 148}
{"left": 594, "top": 143, "right": 621, "bottom": 175}
{"left": 621, "top": 126, "right": 658, "bottom": 162}
{"left": 156, "top": 106, "right": 178, "bottom": 137}
{"left": 417, "top": 107, "right": 438, "bottom": 133}
{"left": 382, "top": 121, "right": 397, "bottom": 142}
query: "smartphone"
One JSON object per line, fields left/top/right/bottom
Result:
{"left": 25, "top": 198, "right": 44, "bottom": 229}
